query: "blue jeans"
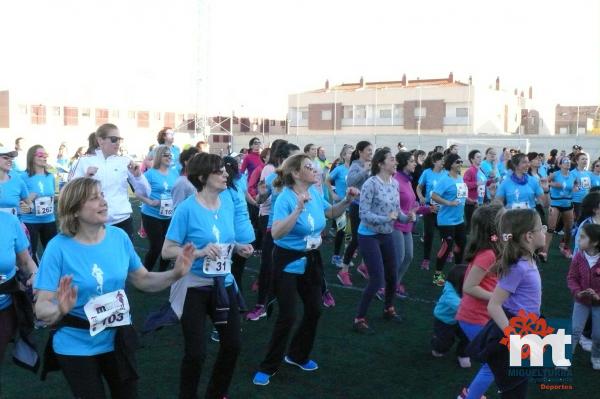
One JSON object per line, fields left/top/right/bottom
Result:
{"left": 356, "top": 233, "right": 397, "bottom": 318}
{"left": 571, "top": 302, "right": 600, "bottom": 358}
{"left": 459, "top": 320, "right": 494, "bottom": 399}
{"left": 392, "top": 230, "right": 413, "bottom": 284}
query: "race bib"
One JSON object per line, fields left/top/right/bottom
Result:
{"left": 512, "top": 202, "right": 529, "bottom": 210}
{"left": 581, "top": 177, "right": 591, "bottom": 190}
{"left": 306, "top": 235, "right": 322, "bottom": 250}
{"left": 159, "top": 198, "right": 174, "bottom": 217}
{"left": 335, "top": 213, "right": 347, "bottom": 231}
{"left": 203, "top": 243, "right": 234, "bottom": 275}
{"left": 83, "top": 289, "right": 131, "bottom": 336}
{"left": 34, "top": 196, "right": 54, "bottom": 216}
{"left": 456, "top": 183, "right": 468, "bottom": 199}
{"left": 477, "top": 185, "right": 485, "bottom": 198}
{"left": 0, "top": 207, "right": 17, "bottom": 215}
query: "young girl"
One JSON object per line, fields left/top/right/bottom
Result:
{"left": 455, "top": 204, "right": 503, "bottom": 399}
{"left": 430, "top": 265, "right": 469, "bottom": 366}
{"left": 567, "top": 223, "right": 600, "bottom": 369}
{"left": 486, "top": 209, "right": 546, "bottom": 398}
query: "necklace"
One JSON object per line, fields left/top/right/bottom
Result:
{"left": 197, "top": 193, "right": 220, "bottom": 219}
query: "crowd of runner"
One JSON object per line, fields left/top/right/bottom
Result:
{"left": 1, "top": 124, "right": 600, "bottom": 398}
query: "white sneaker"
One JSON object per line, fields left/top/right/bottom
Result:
{"left": 457, "top": 356, "right": 471, "bottom": 368}
{"left": 580, "top": 336, "right": 593, "bottom": 352}
{"left": 591, "top": 357, "right": 600, "bottom": 370}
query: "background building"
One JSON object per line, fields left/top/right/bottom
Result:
{"left": 555, "top": 104, "right": 600, "bottom": 135}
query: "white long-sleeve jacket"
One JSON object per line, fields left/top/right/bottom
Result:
{"left": 69, "top": 150, "right": 143, "bottom": 225}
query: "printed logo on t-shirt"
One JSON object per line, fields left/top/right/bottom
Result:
{"left": 91, "top": 263, "right": 104, "bottom": 295}
{"left": 580, "top": 177, "right": 591, "bottom": 190}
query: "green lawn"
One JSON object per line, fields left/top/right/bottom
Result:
{"left": 3, "top": 205, "right": 600, "bottom": 398}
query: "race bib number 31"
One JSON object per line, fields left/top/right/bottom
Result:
{"left": 203, "top": 244, "right": 234, "bottom": 275}
{"left": 83, "top": 289, "right": 131, "bottom": 336}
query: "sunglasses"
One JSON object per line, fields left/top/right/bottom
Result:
{"left": 106, "top": 136, "right": 123, "bottom": 144}
{"left": 162, "top": 154, "right": 172, "bottom": 158}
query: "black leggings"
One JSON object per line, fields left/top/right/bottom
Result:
{"left": 436, "top": 224, "right": 466, "bottom": 272}
{"left": 334, "top": 228, "right": 345, "bottom": 256}
{"left": 342, "top": 203, "right": 360, "bottom": 265}
{"left": 422, "top": 211, "right": 438, "bottom": 261}
{"left": 24, "top": 222, "right": 57, "bottom": 263}
{"left": 180, "top": 286, "right": 241, "bottom": 399}
{"left": 257, "top": 231, "right": 274, "bottom": 305}
{"left": 57, "top": 351, "right": 138, "bottom": 399}
{"left": 231, "top": 253, "right": 248, "bottom": 292}
{"left": 464, "top": 203, "right": 476, "bottom": 234}
{"left": 113, "top": 217, "right": 134, "bottom": 241}
{"left": 141, "top": 214, "right": 171, "bottom": 271}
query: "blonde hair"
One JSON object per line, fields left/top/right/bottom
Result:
{"left": 272, "top": 153, "right": 310, "bottom": 189}
{"left": 58, "top": 177, "right": 102, "bottom": 236}
{"left": 152, "top": 145, "right": 171, "bottom": 169}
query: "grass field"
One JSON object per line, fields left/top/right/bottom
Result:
{"left": 3, "top": 203, "right": 600, "bottom": 398}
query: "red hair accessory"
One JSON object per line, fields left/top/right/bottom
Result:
{"left": 490, "top": 234, "right": 498, "bottom": 242}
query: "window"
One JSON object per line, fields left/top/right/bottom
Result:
{"left": 321, "top": 110, "right": 332, "bottom": 120}
{"left": 64, "top": 107, "right": 79, "bottom": 126}
{"left": 280, "top": 120, "right": 286, "bottom": 127}
{"left": 213, "top": 135, "right": 221, "bottom": 143}
{"left": 414, "top": 107, "right": 426, "bottom": 118}
{"left": 111, "top": 109, "right": 120, "bottom": 119}
{"left": 31, "top": 105, "right": 46, "bottom": 125}
{"left": 154, "top": 112, "right": 161, "bottom": 120}
{"left": 137, "top": 111, "right": 149, "bottom": 128}
{"left": 343, "top": 106, "right": 353, "bottom": 119}
{"left": 270, "top": 120, "right": 276, "bottom": 126}
{"left": 456, "top": 107, "right": 468, "bottom": 117}
{"left": 164, "top": 112, "right": 175, "bottom": 127}
{"left": 128, "top": 111, "right": 136, "bottom": 119}
{"left": 300, "top": 110, "right": 309, "bottom": 120}
{"left": 393, "top": 104, "right": 403, "bottom": 119}
{"left": 18, "top": 104, "right": 28, "bottom": 115}
{"left": 379, "top": 109, "right": 392, "bottom": 118}
{"left": 52, "top": 106, "right": 61, "bottom": 117}
{"left": 222, "top": 135, "right": 231, "bottom": 143}
{"left": 81, "top": 108, "right": 91, "bottom": 118}
{"left": 355, "top": 105, "right": 366, "bottom": 119}
{"left": 95, "top": 108, "right": 109, "bottom": 125}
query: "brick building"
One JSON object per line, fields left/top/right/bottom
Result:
{"left": 555, "top": 104, "right": 600, "bottom": 135}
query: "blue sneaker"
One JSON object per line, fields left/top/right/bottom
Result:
{"left": 331, "top": 255, "right": 343, "bottom": 268}
{"left": 284, "top": 356, "right": 319, "bottom": 371}
{"left": 253, "top": 371, "right": 273, "bottom": 385}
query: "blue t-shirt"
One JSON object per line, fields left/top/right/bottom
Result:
{"left": 20, "top": 173, "right": 56, "bottom": 223}
{"left": 476, "top": 168, "right": 487, "bottom": 205}
{"left": 432, "top": 174, "right": 467, "bottom": 226}
{"left": 0, "top": 213, "right": 29, "bottom": 310}
{"left": 166, "top": 192, "right": 242, "bottom": 284}
{"left": 140, "top": 168, "right": 180, "bottom": 219}
{"left": 571, "top": 169, "right": 593, "bottom": 203}
{"left": 225, "top": 179, "right": 255, "bottom": 245}
{"left": 265, "top": 172, "right": 278, "bottom": 228}
{"left": 549, "top": 171, "right": 576, "bottom": 207}
{"left": 592, "top": 173, "right": 600, "bottom": 189}
{"left": 170, "top": 145, "right": 182, "bottom": 174}
{"left": 496, "top": 175, "right": 542, "bottom": 209}
{"left": 329, "top": 164, "right": 349, "bottom": 200}
{"left": 0, "top": 174, "right": 29, "bottom": 216}
{"left": 418, "top": 168, "right": 447, "bottom": 204}
{"left": 273, "top": 186, "right": 331, "bottom": 274}
{"left": 34, "top": 226, "right": 142, "bottom": 356}
{"left": 480, "top": 160, "right": 499, "bottom": 181}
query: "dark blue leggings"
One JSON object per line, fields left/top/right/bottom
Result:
{"left": 356, "top": 233, "right": 397, "bottom": 318}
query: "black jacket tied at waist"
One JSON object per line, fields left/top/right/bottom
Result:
{"left": 267, "top": 245, "right": 323, "bottom": 316}
{"left": 0, "top": 276, "right": 39, "bottom": 373}
{"left": 41, "top": 313, "right": 139, "bottom": 382}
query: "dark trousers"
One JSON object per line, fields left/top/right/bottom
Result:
{"left": 24, "top": 221, "right": 57, "bottom": 264}
{"left": 259, "top": 271, "right": 322, "bottom": 375}
{"left": 574, "top": 202, "right": 582, "bottom": 222}
{"left": 431, "top": 317, "right": 468, "bottom": 357}
{"left": 257, "top": 231, "right": 274, "bottom": 305}
{"left": 0, "top": 306, "right": 17, "bottom": 387}
{"left": 179, "top": 286, "right": 241, "bottom": 399}
{"left": 57, "top": 351, "right": 138, "bottom": 399}
{"left": 141, "top": 214, "right": 171, "bottom": 272}
{"left": 342, "top": 203, "right": 360, "bottom": 265}
{"left": 356, "top": 233, "right": 397, "bottom": 318}
{"left": 436, "top": 223, "right": 467, "bottom": 272}
{"left": 113, "top": 217, "right": 134, "bottom": 241}
{"left": 487, "top": 345, "right": 529, "bottom": 398}
{"left": 465, "top": 203, "right": 476, "bottom": 234}
{"left": 248, "top": 205, "right": 262, "bottom": 250}
{"left": 423, "top": 212, "right": 438, "bottom": 261}
{"left": 334, "top": 228, "right": 345, "bottom": 256}
{"left": 535, "top": 204, "right": 547, "bottom": 226}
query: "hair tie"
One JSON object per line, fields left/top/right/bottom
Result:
{"left": 502, "top": 233, "right": 513, "bottom": 242}
{"left": 490, "top": 234, "right": 498, "bottom": 242}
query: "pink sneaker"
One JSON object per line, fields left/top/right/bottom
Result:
{"left": 357, "top": 263, "right": 370, "bottom": 280}
{"left": 246, "top": 305, "right": 266, "bottom": 321}
{"left": 420, "top": 259, "right": 430, "bottom": 270}
{"left": 561, "top": 247, "right": 573, "bottom": 259}
{"left": 337, "top": 270, "right": 353, "bottom": 287}
{"left": 251, "top": 280, "right": 259, "bottom": 292}
{"left": 138, "top": 227, "right": 147, "bottom": 238}
{"left": 323, "top": 291, "right": 336, "bottom": 307}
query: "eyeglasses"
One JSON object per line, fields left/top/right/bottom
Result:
{"left": 532, "top": 225, "right": 548, "bottom": 233}
{"left": 106, "top": 136, "right": 123, "bottom": 144}
{"left": 252, "top": 141, "right": 261, "bottom": 145}
{"left": 162, "top": 154, "right": 172, "bottom": 158}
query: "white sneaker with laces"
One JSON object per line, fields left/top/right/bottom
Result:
{"left": 591, "top": 357, "right": 600, "bottom": 370}
{"left": 580, "top": 335, "right": 593, "bottom": 352}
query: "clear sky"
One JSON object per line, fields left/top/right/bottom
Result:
{"left": 1, "top": 0, "right": 598, "bottom": 118}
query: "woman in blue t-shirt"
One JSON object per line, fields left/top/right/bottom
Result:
{"left": 253, "top": 154, "right": 358, "bottom": 386}
{"left": 35, "top": 177, "right": 193, "bottom": 399}
{"left": 571, "top": 153, "right": 594, "bottom": 220}
{"left": 0, "top": 211, "right": 37, "bottom": 390}
{"left": 21, "top": 145, "right": 58, "bottom": 264}
{"left": 135, "top": 145, "right": 180, "bottom": 271}
{"left": 416, "top": 151, "right": 446, "bottom": 270}
{"left": 0, "top": 147, "right": 30, "bottom": 217}
{"left": 495, "top": 153, "right": 545, "bottom": 211}
{"left": 431, "top": 153, "right": 468, "bottom": 287}
{"left": 162, "top": 153, "right": 254, "bottom": 399}
{"left": 544, "top": 157, "right": 579, "bottom": 260}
